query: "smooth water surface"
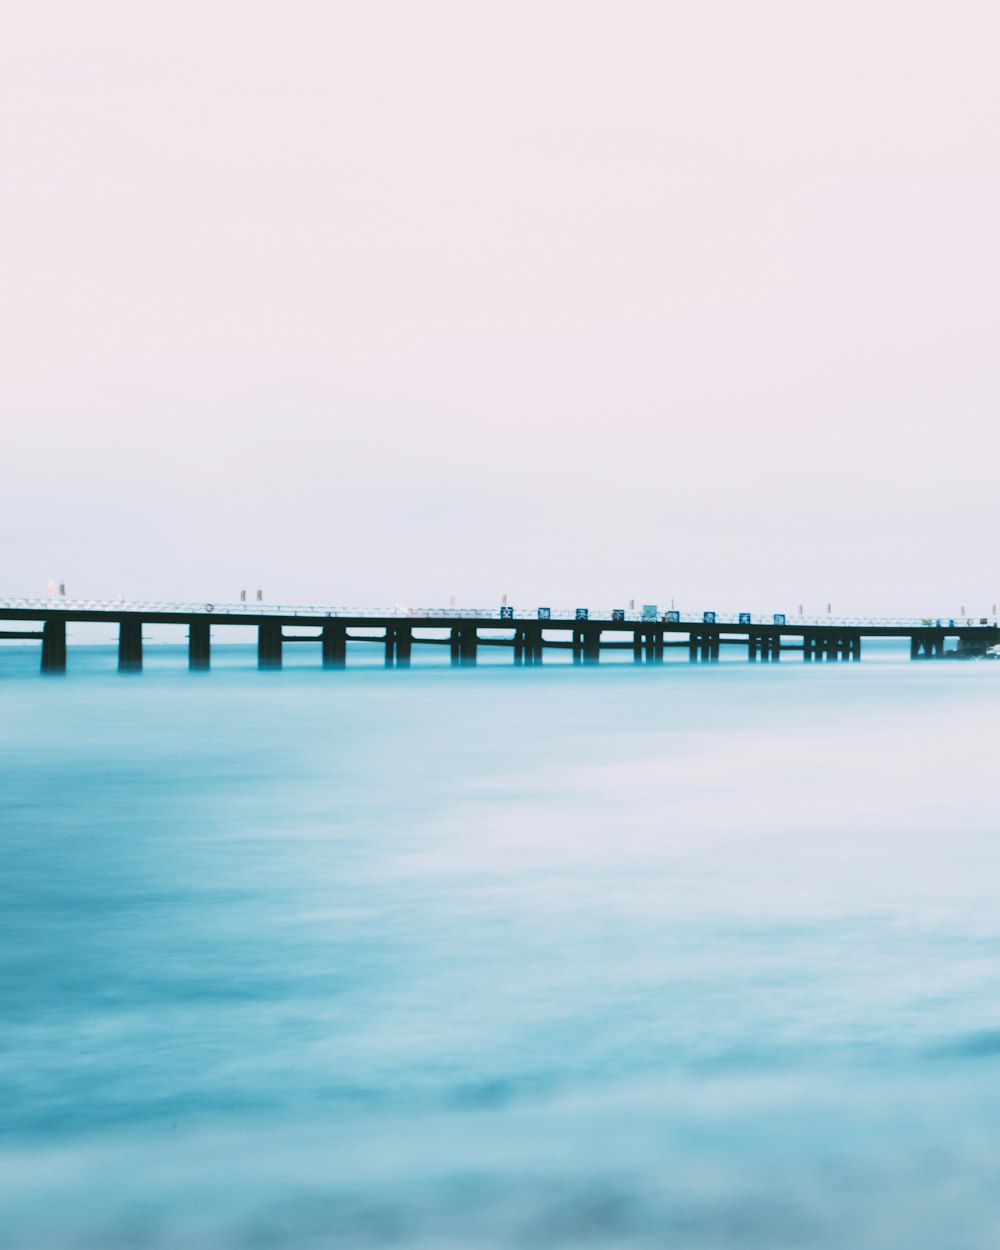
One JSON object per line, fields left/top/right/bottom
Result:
{"left": 3, "top": 644, "right": 1000, "bottom": 1247}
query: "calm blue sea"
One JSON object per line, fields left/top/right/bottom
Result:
{"left": 3, "top": 641, "right": 1000, "bottom": 1248}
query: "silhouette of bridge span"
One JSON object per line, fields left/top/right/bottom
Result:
{"left": 1, "top": 599, "right": 996, "bottom": 673}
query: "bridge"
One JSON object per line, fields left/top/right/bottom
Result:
{"left": 1, "top": 598, "right": 997, "bottom": 672}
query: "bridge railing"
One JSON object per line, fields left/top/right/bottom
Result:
{"left": 0, "top": 598, "right": 995, "bottom": 630}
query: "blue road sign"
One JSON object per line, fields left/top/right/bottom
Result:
{"left": 538, "top": 607, "right": 551, "bottom": 620}
{"left": 773, "top": 613, "right": 786, "bottom": 625}
{"left": 575, "top": 608, "right": 589, "bottom": 620}
{"left": 665, "top": 610, "right": 680, "bottom": 623}
{"left": 739, "top": 612, "right": 751, "bottom": 625}
{"left": 703, "top": 611, "right": 716, "bottom": 624}
{"left": 642, "top": 604, "right": 657, "bottom": 621}
{"left": 500, "top": 606, "right": 514, "bottom": 620}
{"left": 611, "top": 609, "right": 625, "bottom": 621}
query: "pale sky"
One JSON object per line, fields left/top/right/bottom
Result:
{"left": 2, "top": 2, "right": 998, "bottom": 616}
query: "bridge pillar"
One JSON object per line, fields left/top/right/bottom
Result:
{"left": 633, "top": 630, "right": 643, "bottom": 663}
{"left": 583, "top": 625, "right": 600, "bottom": 664}
{"left": 257, "top": 623, "right": 282, "bottom": 670}
{"left": 654, "top": 630, "right": 664, "bottom": 663}
{"left": 322, "top": 623, "right": 346, "bottom": 669}
{"left": 850, "top": 636, "right": 861, "bottom": 661}
{"left": 527, "top": 625, "right": 543, "bottom": 665}
{"left": 459, "top": 626, "right": 477, "bottom": 666}
{"left": 41, "top": 619, "right": 67, "bottom": 673}
{"left": 513, "top": 627, "right": 525, "bottom": 666}
{"left": 396, "top": 625, "right": 412, "bottom": 668}
{"left": 748, "top": 633, "right": 759, "bottom": 662}
{"left": 384, "top": 626, "right": 397, "bottom": 668}
{"left": 450, "top": 628, "right": 461, "bottom": 666}
{"left": 572, "top": 628, "right": 584, "bottom": 665}
{"left": 188, "top": 620, "right": 210, "bottom": 670}
{"left": 118, "top": 620, "right": 143, "bottom": 672}
{"left": 913, "top": 633, "right": 944, "bottom": 660}
{"left": 688, "top": 632, "right": 701, "bottom": 662}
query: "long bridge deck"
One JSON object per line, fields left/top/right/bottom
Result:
{"left": 1, "top": 598, "right": 997, "bottom": 673}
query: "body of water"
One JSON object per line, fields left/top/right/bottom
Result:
{"left": 3, "top": 643, "right": 1000, "bottom": 1247}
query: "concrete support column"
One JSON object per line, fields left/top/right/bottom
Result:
{"left": 118, "top": 620, "right": 143, "bottom": 672}
{"left": 257, "top": 623, "right": 282, "bottom": 670}
{"left": 933, "top": 635, "right": 944, "bottom": 657}
{"left": 850, "top": 636, "right": 862, "bottom": 662}
{"left": 459, "top": 626, "right": 477, "bottom": 666}
{"left": 384, "top": 626, "right": 397, "bottom": 668}
{"left": 513, "top": 628, "right": 525, "bottom": 666}
{"left": 395, "top": 625, "right": 412, "bottom": 668}
{"left": 748, "top": 633, "right": 759, "bottom": 663}
{"left": 583, "top": 626, "right": 600, "bottom": 664}
{"left": 572, "top": 628, "right": 584, "bottom": 665}
{"left": 910, "top": 636, "right": 921, "bottom": 660}
{"left": 322, "top": 623, "right": 347, "bottom": 669}
{"left": 633, "top": 630, "right": 644, "bottom": 663}
{"left": 41, "top": 619, "right": 67, "bottom": 673}
{"left": 527, "top": 625, "right": 543, "bottom": 665}
{"left": 654, "top": 630, "right": 664, "bottom": 663}
{"left": 689, "top": 632, "right": 701, "bottom": 662}
{"left": 450, "top": 628, "right": 461, "bottom": 666}
{"left": 188, "top": 620, "right": 210, "bottom": 671}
